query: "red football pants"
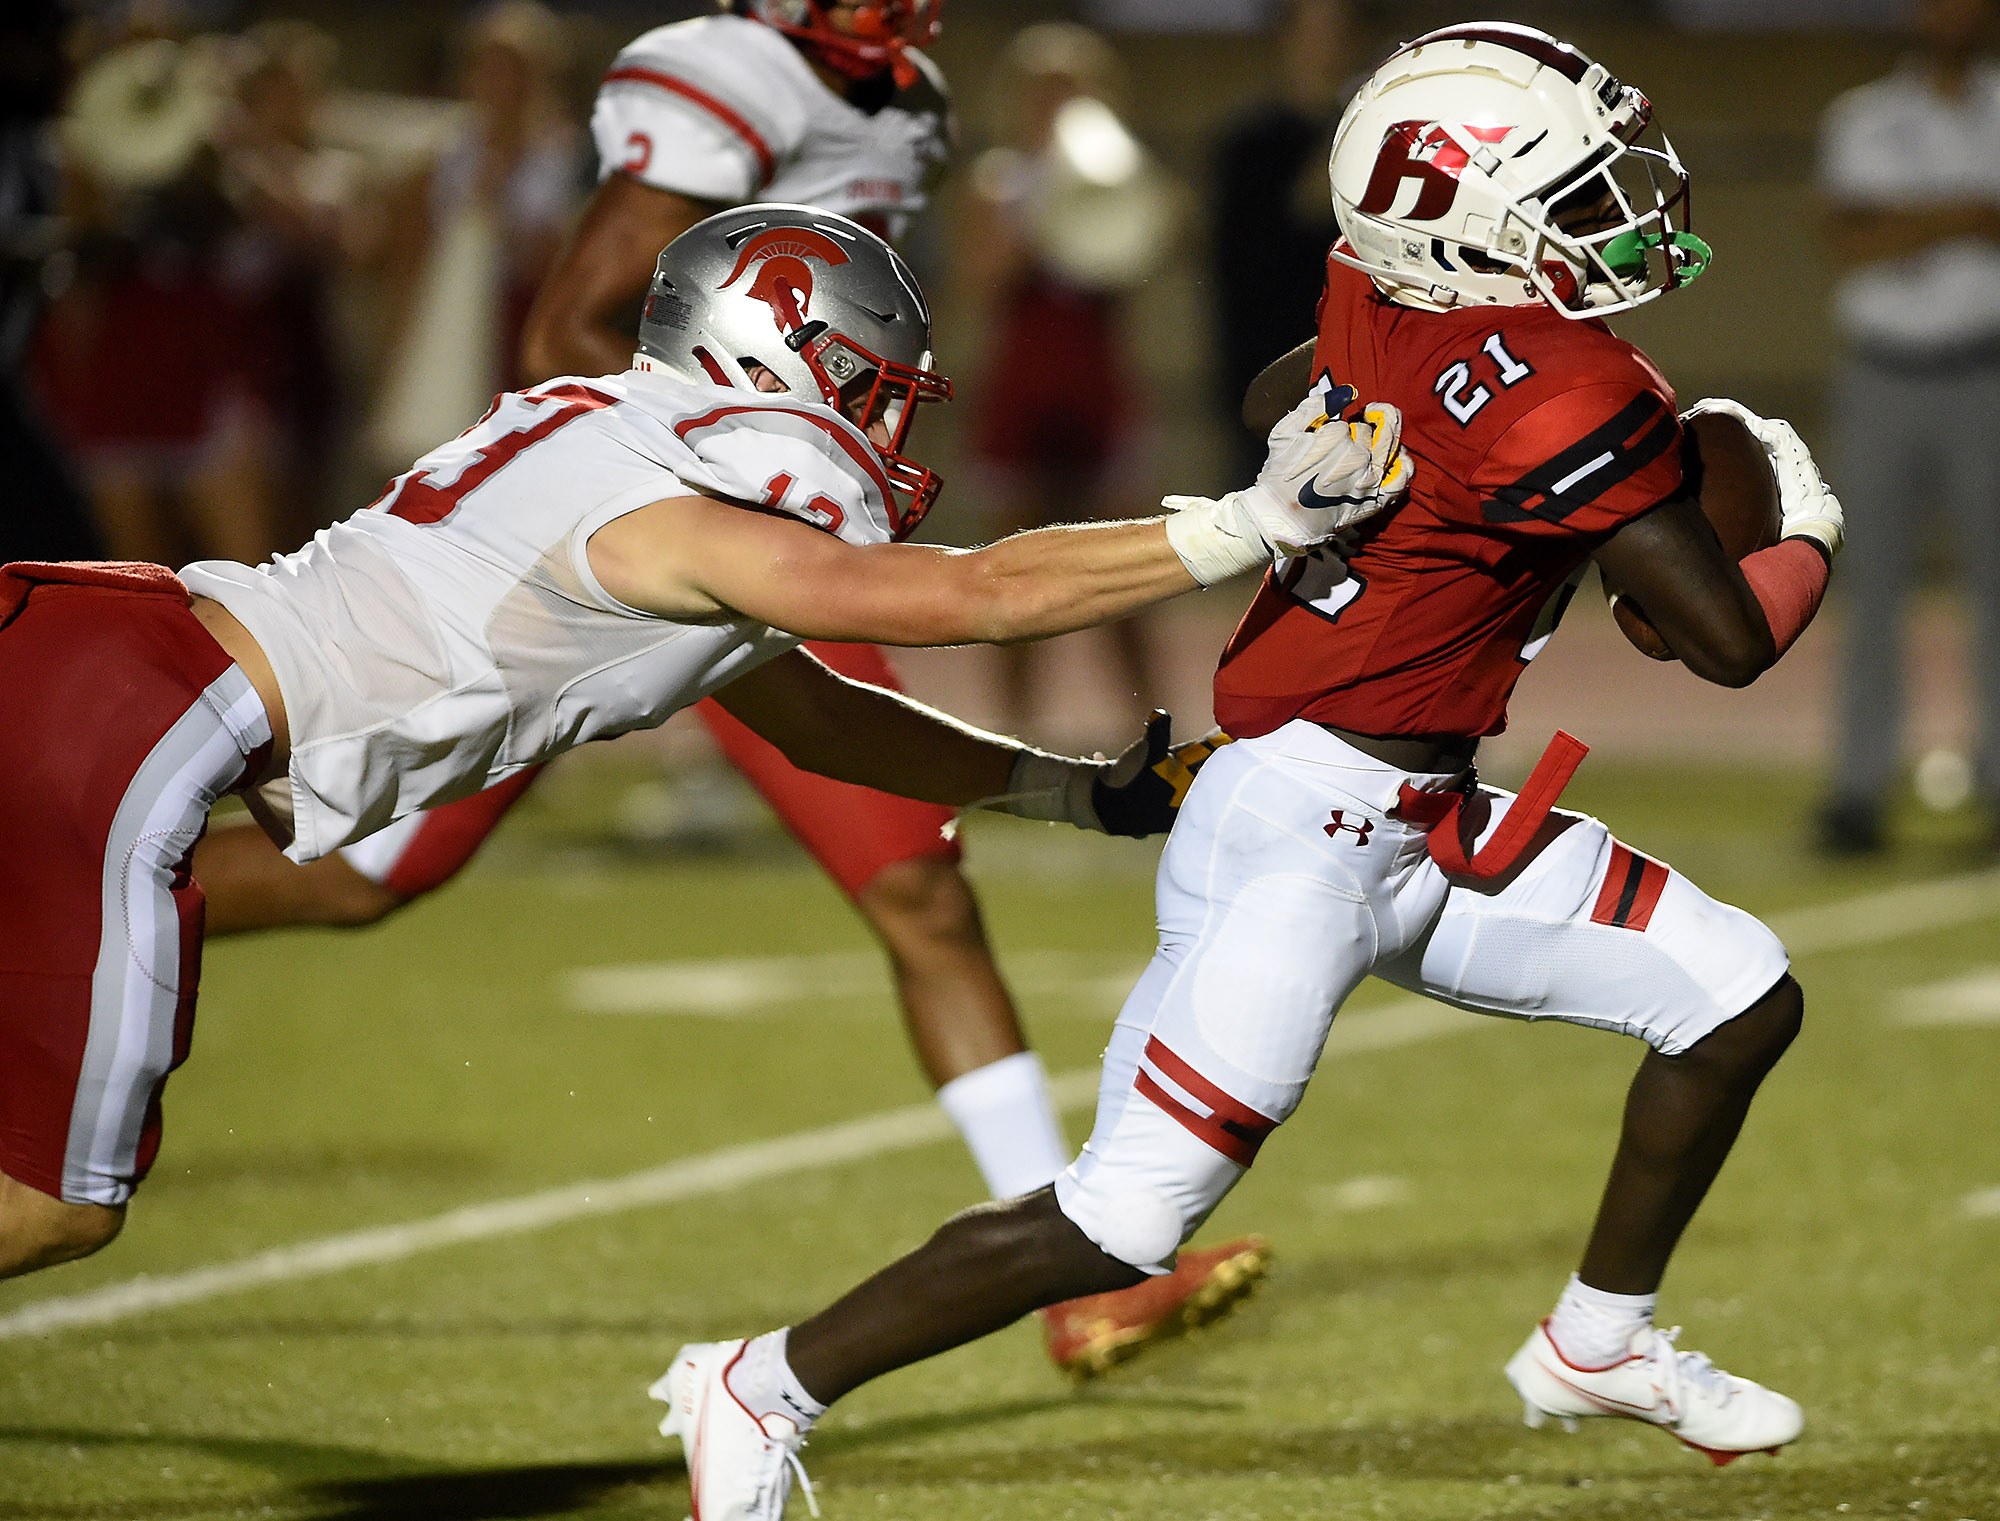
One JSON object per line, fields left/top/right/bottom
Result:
{"left": 0, "top": 576, "right": 266, "bottom": 1203}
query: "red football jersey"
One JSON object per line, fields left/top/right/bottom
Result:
{"left": 1213, "top": 255, "right": 1684, "bottom": 740}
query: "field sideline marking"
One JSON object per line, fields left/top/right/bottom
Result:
{"left": 3, "top": 870, "right": 1992, "bottom": 1341}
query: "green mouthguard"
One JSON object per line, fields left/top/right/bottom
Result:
{"left": 1602, "top": 228, "right": 1713, "bottom": 283}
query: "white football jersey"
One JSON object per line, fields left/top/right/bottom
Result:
{"left": 183, "top": 370, "right": 898, "bottom": 864}
{"left": 590, "top": 13, "right": 951, "bottom": 243}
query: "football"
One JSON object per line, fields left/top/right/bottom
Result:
{"left": 1606, "top": 408, "right": 1783, "bottom": 660}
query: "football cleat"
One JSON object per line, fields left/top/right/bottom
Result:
{"left": 1505, "top": 1319, "right": 1803, "bottom": 1465}
{"left": 1040, "top": 1235, "right": 1271, "bottom": 1381}
{"left": 651, "top": 1340, "right": 819, "bottom": 1520}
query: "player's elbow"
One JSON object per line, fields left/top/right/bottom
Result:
{"left": 949, "top": 555, "right": 1045, "bottom": 645}
{"left": 1683, "top": 620, "right": 1776, "bottom": 689}
{"left": 977, "top": 583, "right": 1054, "bottom": 646}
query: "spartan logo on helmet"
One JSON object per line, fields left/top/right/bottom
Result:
{"left": 721, "top": 225, "right": 853, "bottom": 336}
{"left": 1356, "top": 122, "right": 1518, "bottom": 224}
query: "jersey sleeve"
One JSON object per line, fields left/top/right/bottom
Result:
{"left": 1471, "top": 381, "right": 1684, "bottom": 539}
{"left": 589, "top": 22, "right": 805, "bottom": 200}
{"left": 675, "top": 402, "right": 897, "bottom": 547}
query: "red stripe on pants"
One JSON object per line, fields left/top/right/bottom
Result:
{"left": 1134, "top": 1036, "right": 1277, "bottom": 1167}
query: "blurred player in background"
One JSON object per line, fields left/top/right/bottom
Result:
{"left": 1817, "top": 0, "right": 2000, "bottom": 853}
{"left": 366, "top": 1, "right": 583, "bottom": 478}
{"left": 190, "top": 0, "right": 1271, "bottom": 1379}
{"left": 665, "top": 29, "right": 1852, "bottom": 1518}
{"left": 957, "top": 22, "right": 1178, "bottom": 732}
{"left": 0, "top": 202, "right": 1409, "bottom": 1285}
{"left": 1211, "top": 0, "right": 1359, "bottom": 485}
{"left": 0, "top": 0, "right": 102, "bottom": 564}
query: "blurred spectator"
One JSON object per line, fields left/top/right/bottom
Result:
{"left": 1211, "top": 0, "right": 1357, "bottom": 482}
{"left": 210, "top": 20, "right": 360, "bottom": 546}
{"left": 32, "top": 29, "right": 284, "bottom": 564}
{"left": 958, "top": 22, "right": 1180, "bottom": 731}
{"left": 0, "top": 0, "right": 102, "bottom": 562}
{"left": 1818, "top": 0, "right": 2000, "bottom": 853}
{"left": 365, "top": 0, "right": 584, "bottom": 475}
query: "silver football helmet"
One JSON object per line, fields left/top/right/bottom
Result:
{"left": 636, "top": 203, "right": 953, "bottom": 537}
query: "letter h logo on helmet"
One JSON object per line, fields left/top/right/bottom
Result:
{"left": 721, "top": 226, "right": 853, "bottom": 336}
{"left": 1356, "top": 121, "right": 1516, "bottom": 222}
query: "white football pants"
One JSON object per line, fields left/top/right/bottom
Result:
{"left": 1054, "top": 721, "right": 1790, "bottom": 1273}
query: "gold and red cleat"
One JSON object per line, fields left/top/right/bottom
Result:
{"left": 1039, "top": 1234, "right": 1271, "bottom": 1381}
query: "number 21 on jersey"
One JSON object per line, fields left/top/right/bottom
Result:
{"left": 1434, "top": 333, "right": 1535, "bottom": 428}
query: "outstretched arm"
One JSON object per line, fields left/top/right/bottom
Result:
{"left": 710, "top": 648, "right": 1018, "bottom": 803}
{"left": 591, "top": 496, "right": 1202, "bottom": 645}
{"left": 712, "top": 649, "right": 1196, "bottom": 835}
{"left": 587, "top": 395, "right": 1410, "bottom": 643}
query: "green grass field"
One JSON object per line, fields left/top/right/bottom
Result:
{"left": 2, "top": 762, "right": 1997, "bottom": 1521}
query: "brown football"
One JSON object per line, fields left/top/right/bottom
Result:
{"left": 1606, "top": 407, "right": 1783, "bottom": 661}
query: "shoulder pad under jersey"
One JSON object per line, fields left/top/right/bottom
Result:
{"left": 631, "top": 374, "right": 897, "bottom": 547}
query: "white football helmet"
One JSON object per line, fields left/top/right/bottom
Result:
{"left": 1328, "top": 22, "right": 1708, "bottom": 318}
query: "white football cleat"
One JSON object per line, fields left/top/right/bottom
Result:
{"left": 1505, "top": 1319, "right": 1802, "bottom": 1466}
{"left": 651, "top": 1340, "right": 819, "bottom": 1520}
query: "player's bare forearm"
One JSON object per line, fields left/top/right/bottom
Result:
{"left": 1242, "top": 339, "right": 1316, "bottom": 436}
{"left": 712, "top": 650, "right": 1017, "bottom": 804}
{"left": 519, "top": 174, "right": 721, "bottom": 384}
{"left": 1593, "top": 497, "right": 1776, "bottom": 687}
{"left": 1824, "top": 201, "right": 2000, "bottom": 267}
{"left": 884, "top": 520, "right": 1200, "bottom": 646}
{"left": 589, "top": 497, "right": 1200, "bottom": 645}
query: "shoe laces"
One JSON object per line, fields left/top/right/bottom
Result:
{"left": 755, "top": 1423, "right": 818, "bottom": 1519}
{"left": 788, "top": 1446, "right": 819, "bottom": 1520}
{"left": 1646, "top": 1326, "right": 1734, "bottom": 1417}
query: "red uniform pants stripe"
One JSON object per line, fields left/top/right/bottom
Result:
{"left": 1591, "top": 842, "right": 1669, "bottom": 932}
{"left": 1133, "top": 1036, "right": 1278, "bottom": 1167}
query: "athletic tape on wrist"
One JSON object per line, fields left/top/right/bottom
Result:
{"left": 1163, "top": 492, "right": 1272, "bottom": 586}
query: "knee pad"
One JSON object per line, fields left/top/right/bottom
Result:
{"left": 1055, "top": 1174, "right": 1186, "bottom": 1274}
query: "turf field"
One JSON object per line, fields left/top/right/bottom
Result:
{"left": 2, "top": 760, "right": 1997, "bottom": 1521}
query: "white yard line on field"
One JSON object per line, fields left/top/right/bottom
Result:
{"left": 0, "top": 999, "right": 1458, "bottom": 1342}
{"left": 1964, "top": 1188, "right": 2000, "bottom": 1219}
{"left": 4, "top": 870, "right": 1994, "bottom": 1341}
{"left": 1766, "top": 868, "right": 2000, "bottom": 957}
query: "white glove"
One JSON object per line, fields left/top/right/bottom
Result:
{"left": 1163, "top": 391, "right": 1413, "bottom": 585}
{"left": 1683, "top": 397, "right": 1843, "bottom": 559}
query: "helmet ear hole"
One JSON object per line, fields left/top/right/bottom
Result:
{"left": 691, "top": 347, "right": 732, "bottom": 386}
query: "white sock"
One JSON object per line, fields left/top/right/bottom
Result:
{"left": 726, "top": 1328, "right": 827, "bottom": 1431}
{"left": 935, "top": 1051, "right": 1070, "bottom": 1199}
{"left": 1546, "top": 1274, "right": 1657, "bottom": 1369}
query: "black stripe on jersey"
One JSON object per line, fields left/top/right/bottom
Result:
{"left": 1480, "top": 392, "right": 1678, "bottom": 528}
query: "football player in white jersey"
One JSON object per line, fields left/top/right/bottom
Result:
{"left": 190, "top": 0, "right": 1276, "bottom": 1377}
{"left": 0, "top": 204, "right": 1408, "bottom": 1284}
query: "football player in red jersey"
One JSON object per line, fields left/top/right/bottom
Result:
{"left": 670, "top": 26, "right": 1848, "bottom": 1516}
{"left": 183, "top": 0, "right": 1274, "bottom": 1377}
